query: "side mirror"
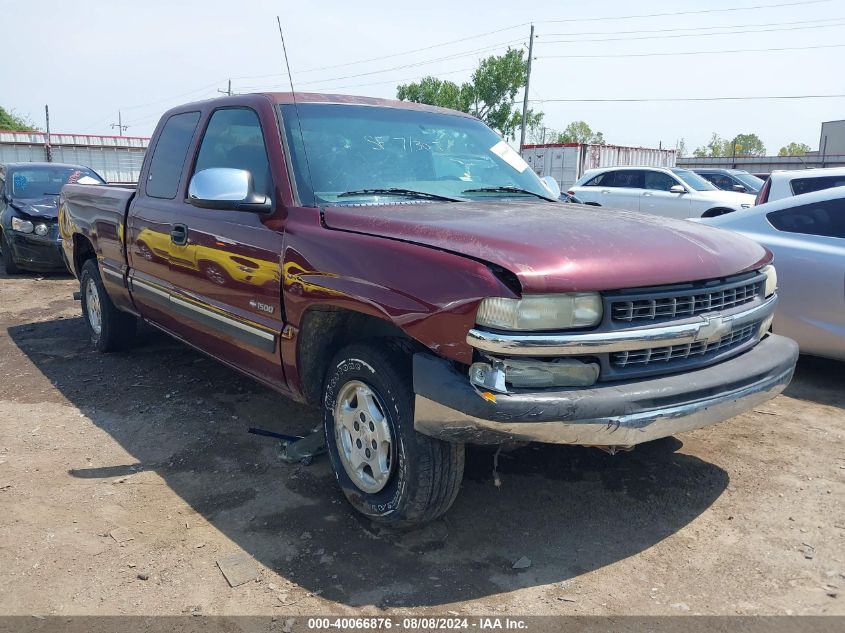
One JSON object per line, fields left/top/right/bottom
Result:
{"left": 732, "top": 184, "right": 747, "bottom": 193}
{"left": 188, "top": 168, "right": 271, "bottom": 212}
{"left": 669, "top": 184, "right": 687, "bottom": 194}
{"left": 540, "top": 176, "right": 561, "bottom": 199}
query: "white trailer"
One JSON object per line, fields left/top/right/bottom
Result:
{"left": 0, "top": 130, "right": 148, "bottom": 183}
{"left": 521, "top": 143, "right": 677, "bottom": 190}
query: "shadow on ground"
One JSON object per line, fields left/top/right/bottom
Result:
{"left": 783, "top": 355, "right": 845, "bottom": 410}
{"left": 9, "top": 316, "right": 730, "bottom": 607}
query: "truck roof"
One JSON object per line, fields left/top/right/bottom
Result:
{"left": 265, "top": 92, "right": 477, "bottom": 118}
{"left": 166, "top": 92, "right": 477, "bottom": 120}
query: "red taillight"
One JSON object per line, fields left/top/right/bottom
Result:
{"left": 567, "top": 190, "right": 575, "bottom": 196}
{"left": 755, "top": 178, "right": 771, "bottom": 205}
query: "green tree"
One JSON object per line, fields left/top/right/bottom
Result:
{"left": 778, "top": 142, "right": 811, "bottom": 156}
{"left": 732, "top": 133, "right": 766, "bottom": 157}
{"left": 396, "top": 77, "right": 472, "bottom": 113}
{"left": 397, "top": 48, "right": 542, "bottom": 140}
{"left": 693, "top": 132, "right": 766, "bottom": 157}
{"left": 554, "top": 121, "right": 604, "bottom": 144}
{"left": 0, "top": 106, "right": 38, "bottom": 132}
{"left": 693, "top": 133, "right": 727, "bottom": 157}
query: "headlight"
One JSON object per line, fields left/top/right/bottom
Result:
{"left": 761, "top": 264, "right": 777, "bottom": 297}
{"left": 34, "top": 223, "right": 49, "bottom": 236}
{"left": 476, "top": 293, "right": 602, "bottom": 331}
{"left": 11, "top": 217, "right": 34, "bottom": 233}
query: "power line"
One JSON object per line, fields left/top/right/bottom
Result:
{"left": 539, "top": 20, "right": 845, "bottom": 44}
{"left": 245, "top": 23, "right": 529, "bottom": 77}
{"left": 538, "top": 0, "right": 830, "bottom": 24}
{"left": 239, "top": 67, "right": 477, "bottom": 93}
{"left": 292, "top": 39, "right": 524, "bottom": 87}
{"left": 530, "top": 93, "right": 845, "bottom": 103}
{"left": 538, "top": 42, "right": 845, "bottom": 59}
{"left": 540, "top": 15, "right": 840, "bottom": 37}
{"left": 79, "top": 80, "right": 226, "bottom": 132}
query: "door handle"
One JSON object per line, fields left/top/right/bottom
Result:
{"left": 601, "top": 190, "right": 611, "bottom": 194}
{"left": 642, "top": 192, "right": 653, "bottom": 196}
{"left": 170, "top": 224, "right": 188, "bottom": 245}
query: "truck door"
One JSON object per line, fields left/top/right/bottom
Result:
{"left": 126, "top": 111, "right": 202, "bottom": 331}
{"left": 163, "top": 106, "right": 286, "bottom": 387}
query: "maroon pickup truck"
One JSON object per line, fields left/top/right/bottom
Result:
{"left": 59, "top": 93, "right": 798, "bottom": 526}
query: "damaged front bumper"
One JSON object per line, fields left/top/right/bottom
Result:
{"left": 413, "top": 334, "right": 798, "bottom": 446}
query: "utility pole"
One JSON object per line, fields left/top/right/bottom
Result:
{"left": 110, "top": 111, "right": 129, "bottom": 136}
{"left": 44, "top": 105, "right": 53, "bottom": 163}
{"left": 519, "top": 23, "right": 535, "bottom": 151}
{"left": 218, "top": 79, "right": 232, "bottom": 96}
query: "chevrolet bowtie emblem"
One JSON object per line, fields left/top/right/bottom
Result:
{"left": 696, "top": 314, "right": 731, "bottom": 344}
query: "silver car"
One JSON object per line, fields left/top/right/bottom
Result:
{"left": 702, "top": 186, "right": 845, "bottom": 360}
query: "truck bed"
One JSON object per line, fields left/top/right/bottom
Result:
{"left": 60, "top": 183, "right": 136, "bottom": 309}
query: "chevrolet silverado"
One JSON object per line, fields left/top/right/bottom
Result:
{"left": 59, "top": 93, "right": 798, "bottom": 525}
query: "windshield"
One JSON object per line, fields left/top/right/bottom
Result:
{"left": 732, "top": 171, "right": 764, "bottom": 191}
{"left": 671, "top": 168, "right": 717, "bottom": 191}
{"left": 10, "top": 166, "right": 104, "bottom": 198}
{"left": 280, "top": 103, "right": 552, "bottom": 205}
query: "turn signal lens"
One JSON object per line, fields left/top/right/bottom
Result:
{"left": 761, "top": 264, "right": 777, "bottom": 297}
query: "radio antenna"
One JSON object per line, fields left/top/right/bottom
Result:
{"left": 276, "top": 16, "right": 316, "bottom": 202}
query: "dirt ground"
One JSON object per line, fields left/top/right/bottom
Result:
{"left": 0, "top": 269, "right": 842, "bottom": 617}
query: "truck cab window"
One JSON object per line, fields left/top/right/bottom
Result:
{"left": 145, "top": 111, "right": 201, "bottom": 199}
{"left": 193, "top": 108, "right": 271, "bottom": 197}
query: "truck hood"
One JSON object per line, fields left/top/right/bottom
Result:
{"left": 9, "top": 196, "right": 59, "bottom": 220}
{"left": 322, "top": 201, "right": 770, "bottom": 293}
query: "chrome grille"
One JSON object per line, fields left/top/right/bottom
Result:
{"left": 611, "top": 322, "right": 759, "bottom": 368}
{"left": 611, "top": 280, "right": 762, "bottom": 323}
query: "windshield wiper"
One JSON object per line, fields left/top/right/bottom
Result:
{"left": 462, "top": 186, "right": 554, "bottom": 201}
{"left": 337, "top": 188, "right": 463, "bottom": 202}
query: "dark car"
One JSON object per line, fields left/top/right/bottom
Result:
{"left": 693, "top": 168, "right": 764, "bottom": 195}
{"left": 0, "top": 162, "right": 105, "bottom": 273}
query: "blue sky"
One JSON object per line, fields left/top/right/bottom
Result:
{"left": 2, "top": 0, "right": 843, "bottom": 154}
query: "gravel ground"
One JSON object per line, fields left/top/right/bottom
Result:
{"left": 0, "top": 269, "right": 842, "bottom": 617}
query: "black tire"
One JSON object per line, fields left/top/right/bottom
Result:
{"left": 323, "top": 340, "right": 465, "bottom": 527}
{"left": 1, "top": 230, "right": 20, "bottom": 274}
{"left": 80, "top": 259, "right": 137, "bottom": 352}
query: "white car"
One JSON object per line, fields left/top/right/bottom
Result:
{"left": 756, "top": 166, "right": 845, "bottom": 205}
{"left": 702, "top": 186, "right": 845, "bottom": 361}
{"left": 569, "top": 166, "right": 755, "bottom": 219}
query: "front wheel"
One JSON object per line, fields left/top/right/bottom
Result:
{"left": 323, "top": 341, "right": 465, "bottom": 526}
{"left": 80, "top": 259, "right": 137, "bottom": 352}
{"left": 1, "top": 231, "right": 20, "bottom": 274}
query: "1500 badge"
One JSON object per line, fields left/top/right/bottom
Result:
{"left": 249, "top": 299, "right": 275, "bottom": 314}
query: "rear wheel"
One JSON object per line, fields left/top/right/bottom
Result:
{"left": 323, "top": 341, "right": 465, "bottom": 526}
{"left": 80, "top": 259, "right": 137, "bottom": 352}
{"left": 1, "top": 230, "right": 20, "bottom": 274}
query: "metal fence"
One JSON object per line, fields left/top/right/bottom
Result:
{"left": 0, "top": 130, "right": 149, "bottom": 183}
{"left": 677, "top": 154, "right": 845, "bottom": 174}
